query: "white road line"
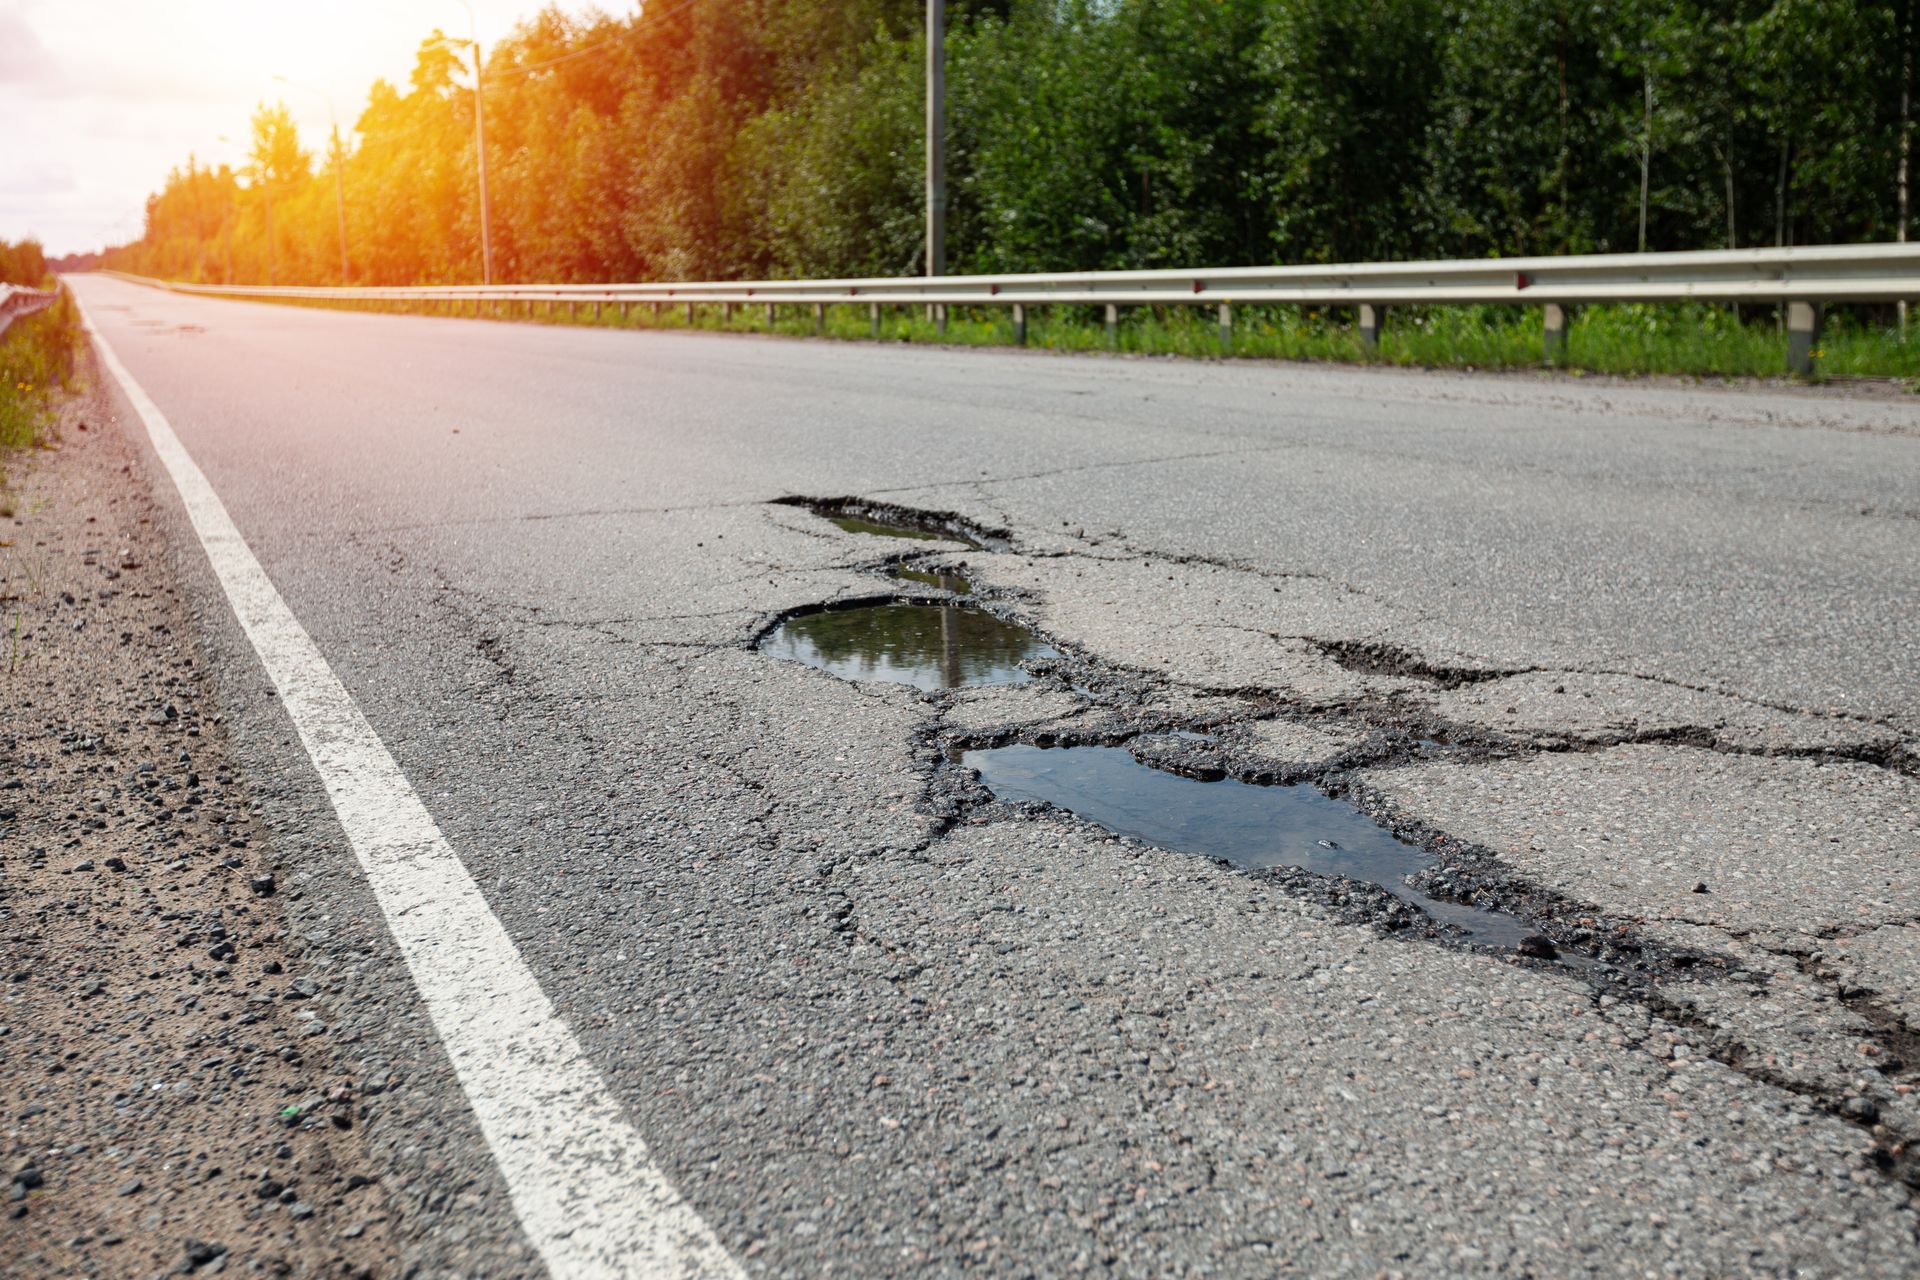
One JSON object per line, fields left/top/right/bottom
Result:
{"left": 82, "top": 304, "right": 745, "bottom": 1280}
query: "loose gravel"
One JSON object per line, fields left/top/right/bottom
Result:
{"left": 1, "top": 379, "right": 393, "bottom": 1279}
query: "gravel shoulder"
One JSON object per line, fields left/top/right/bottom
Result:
{"left": 1, "top": 369, "right": 395, "bottom": 1279}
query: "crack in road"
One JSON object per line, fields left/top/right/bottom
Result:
{"left": 762, "top": 493, "right": 1920, "bottom": 1210}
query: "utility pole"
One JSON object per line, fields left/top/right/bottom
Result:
{"left": 331, "top": 122, "right": 351, "bottom": 283}
{"left": 264, "top": 177, "right": 274, "bottom": 285}
{"left": 472, "top": 36, "right": 494, "bottom": 286}
{"left": 1900, "top": 0, "right": 1912, "bottom": 336}
{"left": 926, "top": 0, "right": 946, "bottom": 278}
{"left": 427, "top": 14, "right": 495, "bottom": 284}
{"left": 1638, "top": 67, "right": 1652, "bottom": 253}
{"left": 275, "top": 77, "right": 352, "bottom": 284}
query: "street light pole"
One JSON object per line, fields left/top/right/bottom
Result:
{"left": 331, "top": 121, "right": 351, "bottom": 283}
{"left": 432, "top": 6, "right": 494, "bottom": 285}
{"left": 275, "top": 76, "right": 352, "bottom": 284}
{"left": 926, "top": 0, "right": 946, "bottom": 278}
{"left": 471, "top": 36, "right": 494, "bottom": 286}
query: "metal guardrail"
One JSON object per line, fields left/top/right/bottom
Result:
{"left": 0, "top": 283, "right": 57, "bottom": 340}
{"left": 106, "top": 243, "right": 1920, "bottom": 373}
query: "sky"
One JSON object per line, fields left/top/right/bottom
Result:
{"left": 1, "top": 0, "right": 627, "bottom": 257}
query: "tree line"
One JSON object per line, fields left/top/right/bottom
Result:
{"left": 102, "top": 0, "right": 1914, "bottom": 286}
{"left": 1, "top": 239, "right": 50, "bottom": 287}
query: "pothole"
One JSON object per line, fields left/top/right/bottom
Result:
{"left": 776, "top": 496, "right": 1010, "bottom": 550}
{"left": 962, "top": 741, "right": 1571, "bottom": 959}
{"left": 888, "top": 565, "right": 973, "bottom": 595}
{"left": 759, "top": 603, "right": 1061, "bottom": 691}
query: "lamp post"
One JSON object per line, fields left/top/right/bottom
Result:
{"left": 429, "top": 5, "right": 494, "bottom": 285}
{"left": 926, "top": 0, "right": 946, "bottom": 279}
{"left": 274, "top": 75, "right": 351, "bottom": 284}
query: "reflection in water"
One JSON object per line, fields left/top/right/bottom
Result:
{"left": 964, "top": 744, "right": 1540, "bottom": 949}
{"left": 888, "top": 565, "right": 973, "bottom": 595}
{"left": 760, "top": 604, "right": 1059, "bottom": 691}
{"left": 830, "top": 514, "right": 981, "bottom": 547}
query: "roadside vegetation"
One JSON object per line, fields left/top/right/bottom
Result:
{"left": 94, "top": 0, "right": 1916, "bottom": 381}
{"left": 259, "top": 292, "right": 1920, "bottom": 384}
{"left": 2, "top": 238, "right": 84, "bottom": 508}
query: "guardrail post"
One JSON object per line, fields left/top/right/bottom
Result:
{"left": 1542, "top": 303, "right": 1567, "bottom": 364}
{"left": 1105, "top": 304, "right": 1119, "bottom": 349}
{"left": 870, "top": 303, "right": 881, "bottom": 338}
{"left": 685, "top": 302, "right": 695, "bottom": 325}
{"left": 935, "top": 304, "right": 948, "bottom": 337}
{"left": 1787, "top": 302, "right": 1823, "bottom": 376}
{"left": 1012, "top": 303, "right": 1027, "bottom": 347}
{"left": 1217, "top": 303, "right": 1233, "bottom": 354}
{"left": 1358, "top": 304, "right": 1382, "bottom": 352}
{"left": 723, "top": 302, "right": 736, "bottom": 326}
{"left": 765, "top": 302, "right": 776, "bottom": 328}
{"left": 813, "top": 303, "right": 826, "bottom": 335}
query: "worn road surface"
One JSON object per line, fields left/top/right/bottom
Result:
{"left": 47, "top": 272, "right": 1920, "bottom": 1276}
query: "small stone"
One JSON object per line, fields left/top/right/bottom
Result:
{"left": 249, "top": 874, "right": 276, "bottom": 897}
{"left": 79, "top": 980, "right": 105, "bottom": 999}
{"left": 1516, "top": 935, "right": 1558, "bottom": 960}
{"left": 183, "top": 1239, "right": 225, "bottom": 1267}
{"left": 1692, "top": 882, "right": 1709, "bottom": 894}
{"left": 105, "top": 856, "right": 128, "bottom": 872}
{"left": 73, "top": 859, "right": 95, "bottom": 872}
{"left": 255, "top": 1179, "right": 284, "bottom": 1201}
{"left": 13, "top": 1167, "right": 43, "bottom": 1189}
{"left": 117, "top": 1178, "right": 143, "bottom": 1196}
{"left": 288, "top": 1200, "right": 315, "bottom": 1220}
{"left": 1840, "top": 1096, "right": 1880, "bottom": 1124}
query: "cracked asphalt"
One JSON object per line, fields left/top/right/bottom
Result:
{"left": 52, "top": 272, "right": 1920, "bottom": 1276}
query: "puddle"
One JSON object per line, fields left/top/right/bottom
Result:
{"left": 777, "top": 497, "right": 1007, "bottom": 550}
{"left": 830, "top": 515, "right": 959, "bottom": 543}
{"left": 760, "top": 604, "right": 1060, "bottom": 691}
{"left": 889, "top": 565, "right": 973, "bottom": 595}
{"left": 963, "top": 743, "right": 1548, "bottom": 951}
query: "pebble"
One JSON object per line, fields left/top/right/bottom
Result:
{"left": 183, "top": 1239, "right": 226, "bottom": 1267}
{"left": 1840, "top": 1096, "right": 1879, "bottom": 1124}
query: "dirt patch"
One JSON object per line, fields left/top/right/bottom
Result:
{"left": 1, "top": 372, "right": 395, "bottom": 1277}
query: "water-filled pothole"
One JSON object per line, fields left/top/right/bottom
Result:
{"left": 760, "top": 604, "right": 1060, "bottom": 691}
{"left": 963, "top": 743, "right": 1552, "bottom": 953}
{"left": 830, "top": 514, "right": 959, "bottom": 543}
{"left": 888, "top": 565, "right": 973, "bottom": 595}
{"left": 777, "top": 497, "right": 1008, "bottom": 551}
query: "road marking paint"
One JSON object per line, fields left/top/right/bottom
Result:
{"left": 82, "top": 305, "right": 744, "bottom": 1280}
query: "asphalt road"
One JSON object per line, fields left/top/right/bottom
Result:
{"left": 67, "top": 272, "right": 1920, "bottom": 1277}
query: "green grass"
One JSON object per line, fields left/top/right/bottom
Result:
{"left": 0, "top": 287, "right": 84, "bottom": 511}
{"left": 180, "top": 286, "right": 1920, "bottom": 384}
